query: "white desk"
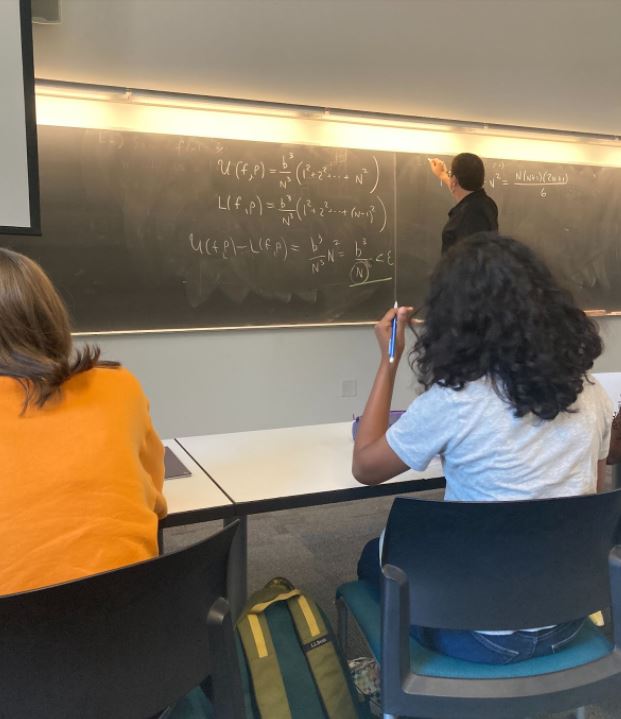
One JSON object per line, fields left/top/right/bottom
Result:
{"left": 593, "top": 372, "right": 621, "bottom": 412}
{"left": 177, "top": 422, "right": 445, "bottom": 616}
{"left": 160, "top": 441, "right": 238, "bottom": 612}
{"left": 161, "top": 440, "right": 233, "bottom": 527}
{"left": 177, "top": 421, "right": 444, "bottom": 513}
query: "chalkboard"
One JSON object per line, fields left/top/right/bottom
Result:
{"left": 2, "top": 125, "right": 621, "bottom": 333}
{"left": 396, "top": 154, "right": 621, "bottom": 313}
{"left": 2, "top": 126, "right": 397, "bottom": 331}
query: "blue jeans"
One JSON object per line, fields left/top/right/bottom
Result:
{"left": 357, "top": 538, "right": 585, "bottom": 665}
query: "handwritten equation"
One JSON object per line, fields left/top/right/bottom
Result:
{"left": 185, "top": 145, "right": 393, "bottom": 288}
{"left": 488, "top": 161, "right": 569, "bottom": 198}
{"left": 93, "top": 129, "right": 395, "bottom": 293}
{"left": 215, "top": 150, "right": 381, "bottom": 194}
{"left": 216, "top": 193, "right": 387, "bottom": 231}
{"left": 188, "top": 232, "right": 394, "bottom": 287}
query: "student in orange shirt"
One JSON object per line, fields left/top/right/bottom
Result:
{"left": 0, "top": 248, "right": 166, "bottom": 596}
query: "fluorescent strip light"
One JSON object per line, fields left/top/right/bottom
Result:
{"left": 36, "top": 83, "right": 129, "bottom": 103}
{"left": 34, "top": 81, "right": 621, "bottom": 168}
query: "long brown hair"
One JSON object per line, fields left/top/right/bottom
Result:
{"left": 0, "top": 248, "right": 119, "bottom": 409}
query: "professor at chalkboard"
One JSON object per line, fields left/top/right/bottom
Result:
{"left": 428, "top": 153, "right": 498, "bottom": 254}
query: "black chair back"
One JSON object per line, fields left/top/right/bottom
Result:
{"left": 0, "top": 522, "right": 243, "bottom": 719}
{"left": 383, "top": 492, "right": 621, "bottom": 630}
{"left": 379, "top": 493, "right": 621, "bottom": 718}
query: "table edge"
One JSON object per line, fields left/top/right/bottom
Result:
{"left": 228, "top": 475, "right": 446, "bottom": 516}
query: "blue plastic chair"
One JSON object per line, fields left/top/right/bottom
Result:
{"left": 337, "top": 493, "right": 621, "bottom": 719}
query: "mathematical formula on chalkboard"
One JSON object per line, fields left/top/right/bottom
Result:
{"left": 487, "top": 161, "right": 569, "bottom": 198}
{"left": 185, "top": 146, "right": 391, "bottom": 292}
{"left": 3, "top": 125, "right": 621, "bottom": 332}
{"left": 137, "top": 136, "right": 398, "bottom": 311}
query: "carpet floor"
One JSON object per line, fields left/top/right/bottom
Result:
{"left": 164, "top": 488, "right": 620, "bottom": 719}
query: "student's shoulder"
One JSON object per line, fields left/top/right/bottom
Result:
{"left": 582, "top": 375, "right": 614, "bottom": 414}
{"left": 411, "top": 381, "right": 464, "bottom": 410}
{"left": 88, "top": 365, "right": 148, "bottom": 400}
{"left": 484, "top": 189, "right": 499, "bottom": 209}
{"left": 430, "top": 378, "right": 492, "bottom": 398}
{"left": 415, "top": 379, "right": 500, "bottom": 416}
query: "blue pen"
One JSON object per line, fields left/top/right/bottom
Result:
{"left": 388, "top": 301, "right": 398, "bottom": 364}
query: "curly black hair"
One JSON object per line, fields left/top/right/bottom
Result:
{"left": 411, "top": 233, "right": 603, "bottom": 419}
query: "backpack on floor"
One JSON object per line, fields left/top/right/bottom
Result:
{"left": 236, "top": 577, "right": 372, "bottom": 719}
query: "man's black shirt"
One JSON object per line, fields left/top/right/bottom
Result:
{"left": 441, "top": 188, "right": 499, "bottom": 254}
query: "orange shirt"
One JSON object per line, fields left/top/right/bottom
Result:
{"left": 0, "top": 366, "right": 167, "bottom": 595}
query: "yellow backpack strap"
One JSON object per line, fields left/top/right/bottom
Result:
{"left": 237, "top": 579, "right": 299, "bottom": 719}
{"left": 288, "top": 593, "right": 359, "bottom": 719}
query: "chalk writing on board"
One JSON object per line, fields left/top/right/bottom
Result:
{"left": 488, "top": 162, "right": 570, "bottom": 198}
{"left": 14, "top": 125, "right": 621, "bottom": 333}
{"left": 187, "top": 231, "right": 394, "bottom": 284}
{"left": 75, "top": 128, "right": 397, "bottom": 317}
{"left": 216, "top": 152, "right": 381, "bottom": 194}
{"left": 513, "top": 169, "right": 569, "bottom": 186}
{"left": 214, "top": 193, "right": 387, "bottom": 230}
{"left": 175, "top": 142, "right": 394, "bottom": 306}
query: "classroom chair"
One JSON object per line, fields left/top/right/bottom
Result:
{"left": 0, "top": 521, "right": 244, "bottom": 719}
{"left": 336, "top": 493, "right": 621, "bottom": 719}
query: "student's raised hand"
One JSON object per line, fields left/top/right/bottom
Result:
{"left": 428, "top": 158, "right": 447, "bottom": 179}
{"left": 374, "top": 305, "right": 414, "bottom": 365}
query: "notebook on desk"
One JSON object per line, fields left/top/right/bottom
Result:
{"left": 164, "top": 446, "right": 192, "bottom": 479}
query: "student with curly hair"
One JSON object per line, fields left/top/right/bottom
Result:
{"left": 0, "top": 248, "right": 166, "bottom": 596}
{"left": 353, "top": 233, "right": 612, "bottom": 664}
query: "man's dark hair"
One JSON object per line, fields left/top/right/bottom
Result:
{"left": 411, "top": 233, "right": 603, "bottom": 420}
{"left": 450, "top": 152, "right": 485, "bottom": 191}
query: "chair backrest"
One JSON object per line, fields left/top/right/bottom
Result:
{"left": 0, "top": 522, "right": 244, "bottom": 719}
{"left": 383, "top": 492, "right": 621, "bottom": 630}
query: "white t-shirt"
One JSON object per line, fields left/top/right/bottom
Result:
{"left": 386, "top": 376, "right": 613, "bottom": 502}
{"left": 385, "top": 375, "right": 613, "bottom": 633}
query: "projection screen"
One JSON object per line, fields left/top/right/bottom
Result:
{"left": 0, "top": 0, "right": 39, "bottom": 234}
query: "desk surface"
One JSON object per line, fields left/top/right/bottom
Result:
{"left": 593, "top": 372, "right": 621, "bottom": 411}
{"left": 161, "top": 440, "right": 233, "bottom": 527}
{"left": 177, "top": 421, "right": 445, "bottom": 514}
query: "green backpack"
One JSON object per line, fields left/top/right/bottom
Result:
{"left": 236, "top": 577, "right": 371, "bottom": 719}
{"left": 169, "top": 578, "right": 371, "bottom": 718}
